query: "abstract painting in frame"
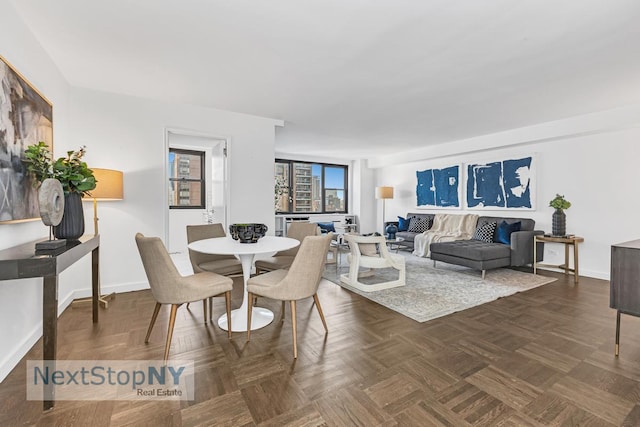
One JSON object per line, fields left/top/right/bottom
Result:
{"left": 465, "top": 155, "right": 535, "bottom": 210}
{"left": 0, "top": 55, "right": 53, "bottom": 223}
{"left": 416, "top": 164, "right": 460, "bottom": 208}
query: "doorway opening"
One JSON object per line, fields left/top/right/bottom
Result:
{"left": 165, "top": 129, "right": 229, "bottom": 255}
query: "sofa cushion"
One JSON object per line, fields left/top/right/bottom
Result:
{"left": 316, "top": 222, "right": 335, "bottom": 233}
{"left": 408, "top": 216, "right": 431, "bottom": 233}
{"left": 397, "top": 216, "right": 411, "bottom": 231}
{"left": 396, "top": 231, "right": 417, "bottom": 242}
{"left": 473, "top": 221, "right": 497, "bottom": 243}
{"left": 477, "top": 216, "right": 534, "bottom": 232}
{"left": 430, "top": 240, "right": 511, "bottom": 261}
{"left": 495, "top": 220, "right": 521, "bottom": 244}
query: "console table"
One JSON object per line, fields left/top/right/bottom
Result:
{"left": 0, "top": 234, "right": 100, "bottom": 410}
{"left": 533, "top": 235, "right": 584, "bottom": 283}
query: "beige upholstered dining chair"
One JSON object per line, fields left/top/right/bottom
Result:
{"left": 246, "top": 233, "right": 332, "bottom": 358}
{"left": 254, "top": 222, "right": 320, "bottom": 275}
{"left": 135, "top": 233, "right": 234, "bottom": 361}
{"left": 187, "top": 223, "right": 242, "bottom": 321}
{"left": 187, "top": 224, "right": 243, "bottom": 275}
{"left": 340, "top": 234, "right": 406, "bottom": 292}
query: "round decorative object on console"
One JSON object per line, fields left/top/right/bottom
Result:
{"left": 229, "top": 223, "right": 268, "bottom": 243}
{"left": 385, "top": 223, "right": 398, "bottom": 240}
{"left": 38, "top": 178, "right": 65, "bottom": 226}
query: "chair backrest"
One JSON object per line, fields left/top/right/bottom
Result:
{"left": 135, "top": 233, "right": 184, "bottom": 304}
{"left": 277, "top": 222, "right": 321, "bottom": 257}
{"left": 345, "top": 234, "right": 392, "bottom": 259}
{"left": 269, "top": 233, "right": 332, "bottom": 300}
{"left": 186, "top": 223, "right": 235, "bottom": 272}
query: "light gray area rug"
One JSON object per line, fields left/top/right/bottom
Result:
{"left": 322, "top": 253, "right": 556, "bottom": 323}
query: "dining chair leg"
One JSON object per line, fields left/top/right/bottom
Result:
{"left": 225, "top": 291, "right": 232, "bottom": 339}
{"left": 202, "top": 299, "right": 208, "bottom": 324}
{"left": 313, "top": 294, "right": 328, "bottom": 332}
{"left": 281, "top": 301, "right": 286, "bottom": 322}
{"left": 290, "top": 300, "right": 298, "bottom": 359}
{"left": 209, "top": 296, "right": 213, "bottom": 323}
{"left": 145, "top": 302, "right": 162, "bottom": 343}
{"left": 247, "top": 292, "right": 254, "bottom": 342}
{"left": 164, "top": 304, "right": 179, "bottom": 362}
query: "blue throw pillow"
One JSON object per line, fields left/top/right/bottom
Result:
{"left": 397, "top": 216, "right": 410, "bottom": 232}
{"left": 316, "top": 222, "right": 335, "bottom": 233}
{"left": 495, "top": 220, "right": 521, "bottom": 244}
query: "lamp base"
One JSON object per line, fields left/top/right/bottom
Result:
{"left": 71, "top": 292, "right": 116, "bottom": 309}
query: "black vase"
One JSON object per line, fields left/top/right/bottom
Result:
{"left": 552, "top": 208, "right": 566, "bottom": 236}
{"left": 53, "top": 192, "right": 85, "bottom": 240}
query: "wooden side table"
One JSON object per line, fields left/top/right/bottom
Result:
{"left": 533, "top": 235, "right": 584, "bottom": 283}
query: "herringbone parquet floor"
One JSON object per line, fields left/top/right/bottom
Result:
{"left": 1, "top": 268, "right": 639, "bottom": 426}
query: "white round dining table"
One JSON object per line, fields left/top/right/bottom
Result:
{"left": 187, "top": 235, "right": 299, "bottom": 332}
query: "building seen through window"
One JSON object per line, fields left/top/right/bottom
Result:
{"left": 275, "top": 160, "right": 347, "bottom": 214}
{"left": 168, "top": 148, "right": 205, "bottom": 209}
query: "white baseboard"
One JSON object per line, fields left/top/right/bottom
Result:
{"left": 69, "top": 280, "right": 150, "bottom": 300}
{"left": 0, "top": 281, "right": 149, "bottom": 383}
{"left": 536, "top": 266, "right": 609, "bottom": 281}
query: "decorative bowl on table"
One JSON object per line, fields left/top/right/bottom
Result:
{"left": 229, "top": 223, "right": 268, "bottom": 243}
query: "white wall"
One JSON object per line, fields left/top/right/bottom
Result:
{"left": 0, "top": 0, "right": 282, "bottom": 381}
{"left": 69, "top": 87, "right": 282, "bottom": 298}
{"left": 372, "top": 106, "right": 640, "bottom": 280}
{"left": 0, "top": 0, "right": 83, "bottom": 382}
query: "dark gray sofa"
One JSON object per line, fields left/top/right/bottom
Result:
{"left": 431, "top": 216, "right": 544, "bottom": 278}
{"left": 388, "top": 213, "right": 544, "bottom": 278}
{"left": 386, "top": 212, "right": 435, "bottom": 250}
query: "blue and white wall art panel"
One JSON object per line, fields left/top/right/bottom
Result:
{"left": 465, "top": 155, "right": 535, "bottom": 209}
{"left": 416, "top": 165, "right": 460, "bottom": 208}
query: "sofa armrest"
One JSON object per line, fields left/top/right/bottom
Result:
{"left": 510, "top": 230, "right": 545, "bottom": 266}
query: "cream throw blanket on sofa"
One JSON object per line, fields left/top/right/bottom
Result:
{"left": 413, "top": 213, "right": 479, "bottom": 258}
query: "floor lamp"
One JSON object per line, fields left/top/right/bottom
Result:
{"left": 76, "top": 168, "right": 124, "bottom": 309}
{"left": 375, "top": 186, "right": 394, "bottom": 231}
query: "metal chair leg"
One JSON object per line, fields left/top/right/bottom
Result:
{"left": 145, "top": 303, "right": 162, "bottom": 343}
{"left": 313, "top": 294, "right": 328, "bottom": 332}
{"left": 247, "top": 292, "right": 254, "bottom": 342}
{"left": 163, "top": 304, "right": 179, "bottom": 362}
{"left": 290, "top": 300, "right": 298, "bottom": 359}
{"left": 615, "top": 310, "right": 621, "bottom": 356}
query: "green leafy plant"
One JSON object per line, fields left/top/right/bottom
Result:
{"left": 23, "top": 141, "right": 96, "bottom": 195}
{"left": 549, "top": 194, "right": 571, "bottom": 210}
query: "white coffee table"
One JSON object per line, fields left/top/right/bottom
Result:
{"left": 188, "top": 235, "right": 299, "bottom": 332}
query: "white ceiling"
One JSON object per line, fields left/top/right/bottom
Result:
{"left": 13, "top": 0, "right": 640, "bottom": 160}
